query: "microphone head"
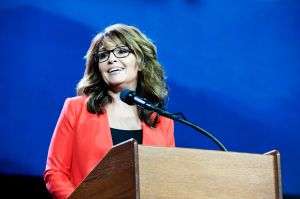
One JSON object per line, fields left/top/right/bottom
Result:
{"left": 120, "top": 89, "right": 135, "bottom": 105}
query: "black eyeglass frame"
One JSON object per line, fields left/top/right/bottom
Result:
{"left": 93, "top": 45, "right": 134, "bottom": 63}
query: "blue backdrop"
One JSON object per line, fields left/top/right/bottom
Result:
{"left": 0, "top": 0, "right": 299, "bottom": 196}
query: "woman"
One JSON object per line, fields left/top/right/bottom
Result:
{"left": 43, "top": 23, "right": 175, "bottom": 199}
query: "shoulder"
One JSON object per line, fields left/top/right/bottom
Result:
{"left": 64, "top": 96, "right": 88, "bottom": 107}
{"left": 66, "top": 95, "right": 88, "bottom": 103}
{"left": 61, "top": 96, "right": 89, "bottom": 114}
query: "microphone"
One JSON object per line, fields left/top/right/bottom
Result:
{"left": 120, "top": 89, "right": 228, "bottom": 151}
{"left": 120, "top": 89, "right": 157, "bottom": 111}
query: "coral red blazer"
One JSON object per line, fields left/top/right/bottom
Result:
{"left": 44, "top": 96, "right": 175, "bottom": 199}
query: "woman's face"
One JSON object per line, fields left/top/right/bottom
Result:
{"left": 97, "top": 40, "right": 140, "bottom": 92}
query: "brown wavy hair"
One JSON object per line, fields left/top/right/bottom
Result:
{"left": 76, "top": 23, "right": 169, "bottom": 127}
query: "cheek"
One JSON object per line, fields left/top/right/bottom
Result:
{"left": 97, "top": 66, "right": 107, "bottom": 80}
{"left": 98, "top": 65, "right": 104, "bottom": 73}
{"left": 131, "top": 60, "right": 140, "bottom": 72}
{"left": 127, "top": 54, "right": 138, "bottom": 67}
{"left": 133, "top": 58, "right": 142, "bottom": 71}
{"left": 98, "top": 65, "right": 107, "bottom": 75}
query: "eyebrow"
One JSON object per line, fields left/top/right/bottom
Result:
{"left": 98, "top": 44, "right": 127, "bottom": 52}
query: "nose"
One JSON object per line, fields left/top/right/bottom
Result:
{"left": 107, "top": 51, "right": 118, "bottom": 64}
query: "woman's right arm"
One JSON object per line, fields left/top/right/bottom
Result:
{"left": 43, "top": 98, "right": 77, "bottom": 199}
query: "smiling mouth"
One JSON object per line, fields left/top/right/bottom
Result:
{"left": 108, "top": 67, "right": 125, "bottom": 73}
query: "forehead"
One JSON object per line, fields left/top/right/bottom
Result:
{"left": 99, "top": 38, "right": 122, "bottom": 50}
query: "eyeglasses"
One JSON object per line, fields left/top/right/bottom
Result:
{"left": 93, "top": 46, "right": 133, "bottom": 63}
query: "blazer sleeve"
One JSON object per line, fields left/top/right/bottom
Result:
{"left": 43, "top": 98, "right": 77, "bottom": 199}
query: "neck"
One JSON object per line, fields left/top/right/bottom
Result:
{"left": 106, "top": 90, "right": 140, "bottom": 123}
{"left": 108, "top": 90, "right": 133, "bottom": 107}
{"left": 108, "top": 85, "right": 136, "bottom": 102}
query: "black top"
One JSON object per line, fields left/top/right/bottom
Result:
{"left": 110, "top": 128, "right": 142, "bottom": 145}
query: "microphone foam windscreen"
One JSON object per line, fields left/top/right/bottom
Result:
{"left": 120, "top": 89, "right": 135, "bottom": 105}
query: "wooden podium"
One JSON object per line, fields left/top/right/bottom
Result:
{"left": 69, "top": 139, "right": 282, "bottom": 199}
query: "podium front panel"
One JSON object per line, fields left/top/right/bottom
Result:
{"left": 137, "top": 146, "right": 281, "bottom": 199}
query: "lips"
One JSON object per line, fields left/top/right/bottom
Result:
{"left": 108, "top": 67, "right": 125, "bottom": 73}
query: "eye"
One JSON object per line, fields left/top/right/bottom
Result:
{"left": 115, "top": 47, "right": 130, "bottom": 55}
{"left": 97, "top": 52, "right": 108, "bottom": 59}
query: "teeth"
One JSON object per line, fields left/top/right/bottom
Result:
{"left": 108, "top": 67, "right": 124, "bottom": 73}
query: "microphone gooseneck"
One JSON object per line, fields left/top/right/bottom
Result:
{"left": 120, "top": 89, "right": 228, "bottom": 151}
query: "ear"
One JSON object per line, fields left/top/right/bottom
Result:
{"left": 137, "top": 64, "right": 143, "bottom": 71}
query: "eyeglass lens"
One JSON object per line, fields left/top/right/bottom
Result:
{"left": 96, "top": 46, "right": 131, "bottom": 63}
